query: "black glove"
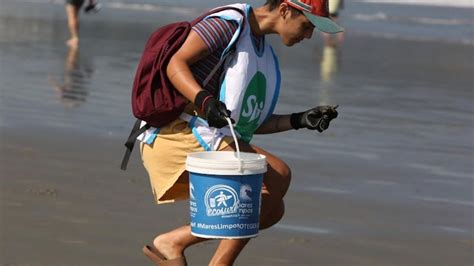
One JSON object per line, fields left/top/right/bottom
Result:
{"left": 195, "top": 90, "right": 234, "bottom": 128}
{"left": 290, "top": 105, "right": 338, "bottom": 133}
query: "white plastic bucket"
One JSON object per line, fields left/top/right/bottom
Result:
{"left": 186, "top": 118, "right": 267, "bottom": 239}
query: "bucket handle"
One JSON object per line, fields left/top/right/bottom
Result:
{"left": 210, "top": 118, "right": 243, "bottom": 172}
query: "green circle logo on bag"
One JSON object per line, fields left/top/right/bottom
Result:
{"left": 236, "top": 71, "right": 266, "bottom": 142}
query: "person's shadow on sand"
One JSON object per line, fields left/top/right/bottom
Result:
{"left": 48, "top": 46, "right": 94, "bottom": 108}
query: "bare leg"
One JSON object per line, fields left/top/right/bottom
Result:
{"left": 153, "top": 225, "right": 206, "bottom": 259}
{"left": 208, "top": 141, "right": 290, "bottom": 265}
{"left": 65, "top": 4, "right": 80, "bottom": 47}
{"left": 209, "top": 238, "right": 251, "bottom": 266}
{"left": 225, "top": 142, "right": 290, "bottom": 229}
{"left": 153, "top": 225, "right": 250, "bottom": 265}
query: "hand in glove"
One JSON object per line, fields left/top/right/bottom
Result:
{"left": 290, "top": 105, "right": 338, "bottom": 132}
{"left": 195, "top": 90, "right": 234, "bottom": 128}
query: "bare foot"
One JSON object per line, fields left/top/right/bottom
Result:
{"left": 66, "top": 37, "right": 79, "bottom": 48}
{"left": 153, "top": 234, "right": 184, "bottom": 260}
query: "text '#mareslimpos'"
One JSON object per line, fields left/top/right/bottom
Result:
{"left": 193, "top": 222, "right": 258, "bottom": 230}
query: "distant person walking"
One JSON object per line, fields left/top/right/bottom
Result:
{"left": 65, "top": 0, "right": 101, "bottom": 47}
{"left": 329, "top": 0, "right": 344, "bottom": 19}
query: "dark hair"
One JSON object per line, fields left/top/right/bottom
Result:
{"left": 265, "top": 0, "right": 283, "bottom": 10}
{"left": 265, "top": 0, "right": 302, "bottom": 16}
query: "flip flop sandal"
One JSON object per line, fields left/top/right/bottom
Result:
{"left": 142, "top": 245, "right": 187, "bottom": 266}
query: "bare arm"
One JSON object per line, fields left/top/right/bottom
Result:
{"left": 254, "top": 114, "right": 294, "bottom": 134}
{"left": 166, "top": 31, "right": 211, "bottom": 103}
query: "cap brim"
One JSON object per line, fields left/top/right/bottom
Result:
{"left": 303, "top": 12, "right": 344, "bottom": 34}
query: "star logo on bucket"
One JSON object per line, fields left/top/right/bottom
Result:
{"left": 204, "top": 185, "right": 239, "bottom": 217}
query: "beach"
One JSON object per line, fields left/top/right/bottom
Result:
{"left": 1, "top": 0, "right": 473, "bottom": 265}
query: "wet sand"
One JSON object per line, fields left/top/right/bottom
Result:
{"left": 1, "top": 0, "right": 473, "bottom": 265}
{"left": 1, "top": 127, "right": 472, "bottom": 265}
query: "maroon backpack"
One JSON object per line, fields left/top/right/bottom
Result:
{"left": 121, "top": 7, "right": 245, "bottom": 170}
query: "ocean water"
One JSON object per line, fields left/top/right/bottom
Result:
{"left": 3, "top": 0, "right": 473, "bottom": 43}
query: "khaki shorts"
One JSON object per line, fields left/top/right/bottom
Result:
{"left": 140, "top": 117, "right": 234, "bottom": 204}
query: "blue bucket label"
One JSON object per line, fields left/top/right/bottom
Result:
{"left": 189, "top": 173, "right": 263, "bottom": 238}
